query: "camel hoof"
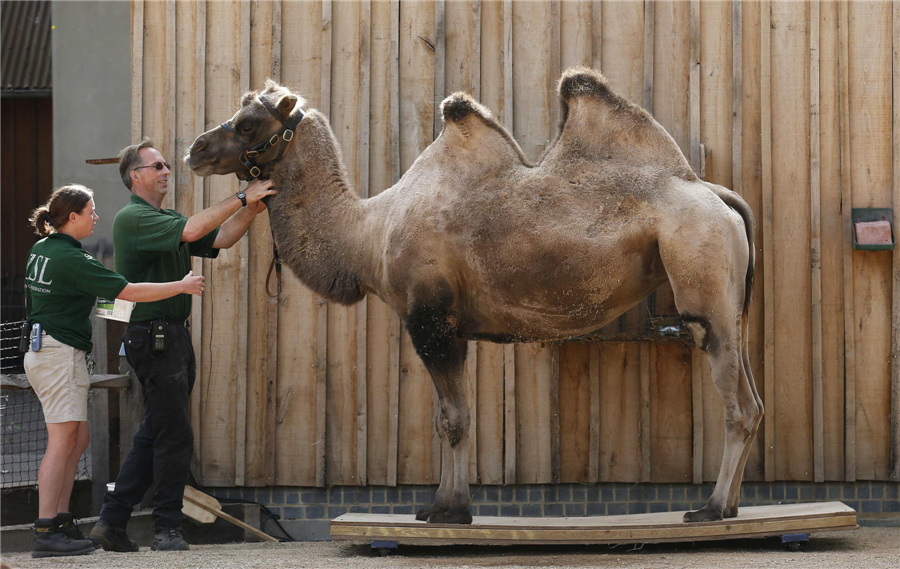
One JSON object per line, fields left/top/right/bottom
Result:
{"left": 416, "top": 507, "right": 445, "bottom": 522}
{"left": 427, "top": 509, "right": 473, "bottom": 525}
{"left": 723, "top": 505, "right": 739, "bottom": 519}
{"left": 683, "top": 505, "right": 723, "bottom": 523}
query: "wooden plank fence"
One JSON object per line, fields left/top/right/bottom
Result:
{"left": 130, "top": 0, "right": 898, "bottom": 487}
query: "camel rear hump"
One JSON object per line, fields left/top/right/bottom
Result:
{"left": 555, "top": 67, "right": 696, "bottom": 181}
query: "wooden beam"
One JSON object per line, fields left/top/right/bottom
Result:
{"left": 356, "top": 0, "right": 372, "bottom": 488}
{"left": 313, "top": 0, "right": 333, "bottom": 489}
{"left": 892, "top": 0, "right": 900, "bottom": 483}
{"left": 689, "top": 0, "right": 700, "bottom": 174}
{"left": 809, "top": 0, "right": 825, "bottom": 484}
{"left": 385, "top": 0, "right": 401, "bottom": 488}
{"left": 550, "top": 0, "right": 561, "bottom": 133}
{"left": 691, "top": 348, "right": 704, "bottom": 485}
{"left": 890, "top": 2, "right": 900, "bottom": 482}
{"left": 760, "top": 0, "right": 776, "bottom": 482}
{"left": 233, "top": 0, "right": 251, "bottom": 490}
{"left": 732, "top": 0, "right": 743, "bottom": 196}
{"left": 433, "top": 0, "right": 446, "bottom": 137}
{"left": 131, "top": 0, "right": 143, "bottom": 142}
{"left": 1, "top": 373, "right": 131, "bottom": 390}
{"left": 503, "top": 341, "right": 516, "bottom": 485}
{"left": 265, "top": 0, "right": 282, "bottom": 488}
{"left": 165, "top": 0, "right": 176, "bottom": 210}
{"left": 550, "top": 344, "right": 560, "bottom": 484}
{"left": 838, "top": 0, "right": 856, "bottom": 482}
{"left": 471, "top": 0, "right": 482, "bottom": 100}
{"left": 89, "top": 389, "right": 109, "bottom": 516}
{"left": 643, "top": 0, "right": 655, "bottom": 113}
{"left": 189, "top": 0, "right": 207, "bottom": 480}
{"left": 589, "top": 343, "right": 601, "bottom": 482}
{"left": 502, "top": 0, "right": 515, "bottom": 486}
{"left": 591, "top": 0, "right": 602, "bottom": 70}
{"left": 640, "top": 343, "right": 651, "bottom": 483}
{"left": 466, "top": 340, "right": 478, "bottom": 483}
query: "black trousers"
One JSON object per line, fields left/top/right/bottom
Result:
{"left": 100, "top": 322, "right": 195, "bottom": 530}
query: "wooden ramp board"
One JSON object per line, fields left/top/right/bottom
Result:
{"left": 331, "top": 502, "right": 857, "bottom": 546}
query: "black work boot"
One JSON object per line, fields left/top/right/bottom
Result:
{"left": 89, "top": 518, "right": 139, "bottom": 552}
{"left": 152, "top": 526, "right": 190, "bottom": 551}
{"left": 56, "top": 512, "right": 101, "bottom": 549}
{"left": 32, "top": 518, "right": 94, "bottom": 558}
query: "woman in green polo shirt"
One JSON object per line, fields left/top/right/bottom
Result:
{"left": 24, "top": 184, "right": 204, "bottom": 558}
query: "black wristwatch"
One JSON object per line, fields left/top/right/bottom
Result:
{"left": 236, "top": 191, "right": 247, "bottom": 207}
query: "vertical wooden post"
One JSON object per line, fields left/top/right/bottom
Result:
{"left": 838, "top": 0, "right": 856, "bottom": 482}
{"left": 550, "top": 344, "right": 560, "bottom": 484}
{"left": 591, "top": 0, "right": 602, "bottom": 70}
{"left": 502, "top": 0, "right": 515, "bottom": 486}
{"left": 640, "top": 343, "right": 651, "bottom": 482}
{"left": 691, "top": 347, "right": 704, "bottom": 485}
{"left": 809, "top": 0, "right": 825, "bottom": 484}
{"left": 189, "top": 0, "right": 207, "bottom": 480}
{"left": 434, "top": 0, "right": 446, "bottom": 136}
{"left": 131, "top": 0, "right": 143, "bottom": 143}
{"left": 233, "top": 0, "right": 251, "bottom": 489}
{"left": 549, "top": 0, "right": 561, "bottom": 132}
{"left": 164, "top": 0, "right": 176, "bottom": 210}
{"left": 689, "top": 0, "right": 700, "bottom": 175}
{"left": 760, "top": 0, "right": 776, "bottom": 482}
{"left": 588, "top": 344, "right": 601, "bottom": 482}
{"left": 89, "top": 389, "right": 109, "bottom": 516}
{"left": 891, "top": 0, "right": 900, "bottom": 483}
{"left": 643, "top": 0, "right": 655, "bottom": 113}
{"left": 732, "top": 0, "right": 742, "bottom": 197}
{"left": 355, "top": 0, "right": 372, "bottom": 488}
{"left": 264, "top": 0, "right": 282, "bottom": 488}
{"left": 385, "top": 0, "right": 401, "bottom": 488}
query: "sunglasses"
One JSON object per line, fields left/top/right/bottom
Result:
{"left": 133, "top": 161, "right": 171, "bottom": 172}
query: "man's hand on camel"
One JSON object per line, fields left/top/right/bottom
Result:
{"left": 243, "top": 179, "right": 278, "bottom": 209}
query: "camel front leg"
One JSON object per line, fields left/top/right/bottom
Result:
{"left": 416, "top": 434, "right": 454, "bottom": 521}
{"left": 406, "top": 299, "right": 473, "bottom": 525}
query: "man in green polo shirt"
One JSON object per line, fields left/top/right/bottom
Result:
{"left": 91, "top": 140, "right": 276, "bottom": 553}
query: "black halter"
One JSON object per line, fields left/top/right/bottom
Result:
{"left": 220, "top": 98, "right": 304, "bottom": 179}
{"left": 221, "top": 97, "right": 304, "bottom": 298}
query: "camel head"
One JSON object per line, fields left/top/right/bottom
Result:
{"left": 186, "top": 79, "right": 305, "bottom": 180}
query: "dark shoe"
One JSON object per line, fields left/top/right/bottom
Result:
{"left": 90, "top": 518, "right": 139, "bottom": 552}
{"left": 57, "top": 512, "right": 101, "bottom": 549}
{"left": 32, "top": 518, "right": 94, "bottom": 558}
{"left": 152, "top": 526, "right": 190, "bottom": 551}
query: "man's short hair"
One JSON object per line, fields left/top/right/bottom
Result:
{"left": 118, "top": 138, "right": 155, "bottom": 190}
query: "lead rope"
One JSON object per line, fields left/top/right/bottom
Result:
{"left": 263, "top": 195, "right": 282, "bottom": 298}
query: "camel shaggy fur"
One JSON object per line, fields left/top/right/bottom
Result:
{"left": 186, "top": 67, "right": 761, "bottom": 525}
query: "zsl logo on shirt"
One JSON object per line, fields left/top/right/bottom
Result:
{"left": 26, "top": 254, "right": 53, "bottom": 293}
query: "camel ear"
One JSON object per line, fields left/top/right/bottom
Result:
{"left": 276, "top": 93, "right": 298, "bottom": 118}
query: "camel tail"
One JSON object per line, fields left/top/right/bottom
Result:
{"left": 709, "top": 185, "right": 756, "bottom": 317}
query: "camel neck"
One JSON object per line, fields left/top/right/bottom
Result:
{"left": 266, "top": 115, "right": 381, "bottom": 304}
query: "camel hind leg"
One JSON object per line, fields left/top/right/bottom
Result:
{"left": 661, "top": 229, "right": 760, "bottom": 523}
{"left": 406, "top": 295, "right": 473, "bottom": 525}
{"left": 722, "top": 323, "right": 764, "bottom": 518}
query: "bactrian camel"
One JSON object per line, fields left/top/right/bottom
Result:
{"left": 186, "top": 67, "right": 761, "bottom": 525}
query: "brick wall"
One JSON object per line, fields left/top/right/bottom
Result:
{"left": 217, "top": 481, "right": 898, "bottom": 522}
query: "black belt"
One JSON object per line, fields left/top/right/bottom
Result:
{"left": 130, "top": 320, "right": 189, "bottom": 328}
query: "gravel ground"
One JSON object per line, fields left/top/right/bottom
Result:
{"left": 2, "top": 528, "right": 897, "bottom": 569}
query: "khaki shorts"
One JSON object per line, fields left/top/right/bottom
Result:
{"left": 23, "top": 333, "right": 89, "bottom": 423}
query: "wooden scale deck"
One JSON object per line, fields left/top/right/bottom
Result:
{"left": 331, "top": 502, "right": 857, "bottom": 551}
